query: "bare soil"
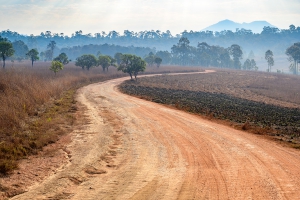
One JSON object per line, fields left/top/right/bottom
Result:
{"left": 4, "top": 71, "right": 300, "bottom": 199}
{"left": 123, "top": 69, "right": 300, "bottom": 109}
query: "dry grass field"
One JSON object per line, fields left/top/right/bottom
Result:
{"left": 0, "top": 61, "right": 201, "bottom": 174}
{"left": 119, "top": 69, "right": 300, "bottom": 142}
{"left": 0, "top": 61, "right": 124, "bottom": 174}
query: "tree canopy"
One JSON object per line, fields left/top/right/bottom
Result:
{"left": 114, "top": 52, "right": 123, "bottom": 65}
{"left": 154, "top": 57, "right": 162, "bottom": 68}
{"left": 155, "top": 51, "right": 171, "bottom": 64}
{"left": 286, "top": 43, "right": 300, "bottom": 75}
{"left": 0, "top": 38, "right": 14, "bottom": 68}
{"left": 5, "top": 27, "right": 300, "bottom": 73}
{"left": 54, "top": 52, "right": 69, "bottom": 65}
{"left": 243, "top": 59, "right": 257, "bottom": 70}
{"left": 98, "top": 55, "right": 112, "bottom": 71}
{"left": 75, "top": 54, "right": 97, "bottom": 70}
{"left": 265, "top": 50, "right": 274, "bottom": 72}
{"left": 26, "top": 49, "right": 39, "bottom": 67}
{"left": 171, "top": 37, "right": 191, "bottom": 65}
{"left": 229, "top": 44, "right": 243, "bottom": 69}
{"left": 144, "top": 53, "right": 156, "bottom": 66}
{"left": 12, "top": 40, "right": 29, "bottom": 61}
{"left": 49, "top": 60, "right": 64, "bottom": 75}
{"left": 117, "top": 54, "right": 146, "bottom": 80}
{"left": 1, "top": 25, "right": 300, "bottom": 61}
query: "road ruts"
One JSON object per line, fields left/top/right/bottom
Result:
{"left": 12, "top": 71, "right": 300, "bottom": 200}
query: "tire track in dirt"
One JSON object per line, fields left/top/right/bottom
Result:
{"left": 11, "top": 71, "right": 300, "bottom": 200}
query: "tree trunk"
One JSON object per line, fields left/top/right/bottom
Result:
{"left": 31, "top": 59, "right": 34, "bottom": 67}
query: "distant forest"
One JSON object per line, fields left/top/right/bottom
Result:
{"left": 0, "top": 25, "right": 299, "bottom": 72}
{"left": 1, "top": 25, "right": 299, "bottom": 54}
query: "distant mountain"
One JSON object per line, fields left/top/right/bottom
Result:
{"left": 202, "top": 19, "right": 277, "bottom": 33}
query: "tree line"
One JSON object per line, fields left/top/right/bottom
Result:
{"left": 1, "top": 25, "right": 300, "bottom": 56}
{"left": 0, "top": 35, "right": 147, "bottom": 78}
{"left": 74, "top": 53, "right": 146, "bottom": 80}
{"left": 1, "top": 35, "right": 299, "bottom": 74}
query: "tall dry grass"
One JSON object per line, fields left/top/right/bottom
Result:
{"left": 0, "top": 61, "right": 126, "bottom": 174}
{"left": 0, "top": 62, "right": 124, "bottom": 131}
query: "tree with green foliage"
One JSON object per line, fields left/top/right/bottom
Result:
{"left": 98, "top": 55, "right": 111, "bottom": 71}
{"left": 265, "top": 50, "right": 274, "bottom": 72}
{"left": 47, "top": 40, "right": 56, "bottom": 60}
{"left": 243, "top": 59, "right": 251, "bottom": 70}
{"left": 114, "top": 52, "right": 123, "bottom": 65}
{"left": 49, "top": 60, "right": 63, "bottom": 75}
{"left": 242, "top": 58, "right": 257, "bottom": 70}
{"left": 12, "top": 40, "right": 29, "bottom": 62}
{"left": 199, "top": 52, "right": 211, "bottom": 67}
{"left": 144, "top": 52, "right": 156, "bottom": 66}
{"left": 286, "top": 43, "right": 300, "bottom": 75}
{"left": 171, "top": 37, "right": 191, "bottom": 65}
{"left": 2, "top": 26, "right": 300, "bottom": 67}
{"left": 229, "top": 44, "right": 243, "bottom": 69}
{"left": 117, "top": 54, "right": 146, "bottom": 80}
{"left": 219, "top": 50, "right": 232, "bottom": 68}
{"left": 197, "top": 42, "right": 212, "bottom": 67}
{"left": 54, "top": 53, "right": 69, "bottom": 65}
{"left": 108, "top": 56, "right": 117, "bottom": 66}
{"left": 0, "top": 37, "right": 14, "bottom": 68}
{"left": 75, "top": 54, "right": 97, "bottom": 70}
{"left": 154, "top": 57, "right": 162, "bottom": 68}
{"left": 26, "top": 49, "right": 39, "bottom": 67}
{"left": 155, "top": 51, "right": 171, "bottom": 64}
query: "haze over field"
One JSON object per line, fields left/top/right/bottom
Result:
{"left": 1, "top": 0, "right": 299, "bottom": 35}
{"left": 1, "top": 0, "right": 300, "bottom": 73}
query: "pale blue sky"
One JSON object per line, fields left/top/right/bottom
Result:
{"left": 1, "top": 0, "right": 299, "bottom": 35}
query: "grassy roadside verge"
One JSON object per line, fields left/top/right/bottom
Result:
{"left": 0, "top": 62, "right": 126, "bottom": 175}
{"left": 0, "top": 89, "right": 76, "bottom": 174}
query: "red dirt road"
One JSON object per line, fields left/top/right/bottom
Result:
{"left": 12, "top": 71, "right": 300, "bottom": 199}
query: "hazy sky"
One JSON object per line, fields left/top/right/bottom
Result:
{"left": 1, "top": 0, "right": 299, "bottom": 36}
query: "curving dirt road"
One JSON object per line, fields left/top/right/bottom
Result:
{"left": 12, "top": 71, "right": 300, "bottom": 200}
